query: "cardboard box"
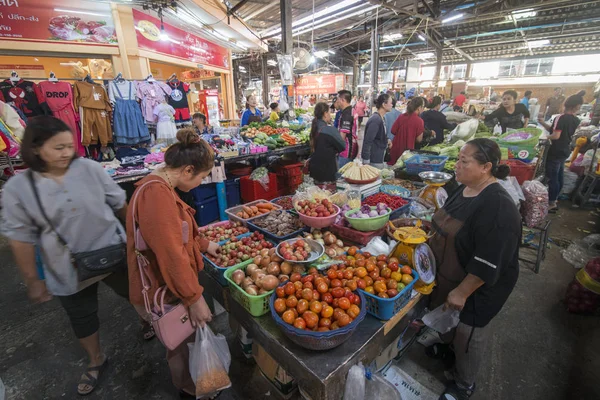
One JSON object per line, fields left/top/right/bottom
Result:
{"left": 253, "top": 342, "right": 297, "bottom": 398}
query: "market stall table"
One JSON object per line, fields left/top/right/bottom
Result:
{"left": 199, "top": 270, "right": 426, "bottom": 400}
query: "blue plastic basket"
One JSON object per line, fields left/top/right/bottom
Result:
{"left": 202, "top": 255, "right": 253, "bottom": 286}
{"left": 380, "top": 184, "right": 411, "bottom": 198}
{"left": 270, "top": 285, "right": 367, "bottom": 350}
{"left": 405, "top": 155, "right": 448, "bottom": 175}
{"left": 389, "top": 201, "right": 412, "bottom": 220}
{"left": 360, "top": 269, "right": 419, "bottom": 320}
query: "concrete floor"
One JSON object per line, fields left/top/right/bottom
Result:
{"left": 1, "top": 204, "right": 599, "bottom": 400}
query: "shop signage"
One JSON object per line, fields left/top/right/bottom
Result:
{"left": 295, "top": 74, "right": 345, "bottom": 95}
{"left": 133, "top": 9, "right": 229, "bottom": 70}
{"left": 0, "top": 63, "right": 44, "bottom": 77}
{"left": 0, "top": 0, "right": 117, "bottom": 45}
{"left": 182, "top": 69, "right": 216, "bottom": 80}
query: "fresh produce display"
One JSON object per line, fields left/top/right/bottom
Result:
{"left": 347, "top": 204, "right": 391, "bottom": 218}
{"left": 276, "top": 127, "right": 290, "bottom": 135}
{"left": 242, "top": 126, "right": 261, "bottom": 138}
{"left": 228, "top": 248, "right": 307, "bottom": 296}
{"left": 198, "top": 221, "right": 249, "bottom": 242}
{"left": 325, "top": 251, "right": 415, "bottom": 298}
{"left": 444, "top": 160, "right": 457, "bottom": 171}
{"left": 259, "top": 125, "right": 278, "bottom": 135}
{"left": 295, "top": 198, "right": 337, "bottom": 218}
{"left": 206, "top": 232, "right": 274, "bottom": 267}
{"left": 363, "top": 193, "right": 409, "bottom": 210}
{"left": 274, "top": 268, "right": 362, "bottom": 331}
{"left": 280, "top": 133, "right": 298, "bottom": 145}
{"left": 278, "top": 238, "right": 313, "bottom": 262}
{"left": 294, "top": 128, "right": 310, "bottom": 144}
{"left": 251, "top": 210, "right": 305, "bottom": 237}
{"left": 339, "top": 162, "right": 380, "bottom": 181}
{"left": 393, "top": 151, "right": 415, "bottom": 168}
{"left": 271, "top": 196, "right": 293, "bottom": 210}
{"left": 304, "top": 230, "right": 347, "bottom": 258}
{"left": 253, "top": 133, "right": 287, "bottom": 149}
{"left": 234, "top": 202, "right": 275, "bottom": 219}
{"left": 565, "top": 257, "right": 600, "bottom": 314}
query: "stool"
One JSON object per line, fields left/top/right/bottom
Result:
{"left": 573, "top": 173, "right": 600, "bottom": 207}
{"left": 519, "top": 219, "right": 551, "bottom": 274}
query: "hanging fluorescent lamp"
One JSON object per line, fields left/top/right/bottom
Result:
{"left": 511, "top": 8, "right": 537, "bottom": 20}
{"left": 441, "top": 13, "right": 464, "bottom": 24}
{"left": 310, "top": 56, "right": 317, "bottom": 64}
{"left": 292, "top": 5, "right": 379, "bottom": 37}
{"left": 267, "top": 60, "right": 277, "bottom": 66}
{"left": 418, "top": 34, "right": 426, "bottom": 41}
{"left": 314, "top": 50, "right": 329, "bottom": 58}
{"left": 328, "top": 50, "right": 335, "bottom": 54}
{"left": 383, "top": 33, "right": 403, "bottom": 41}
{"left": 417, "top": 52, "right": 435, "bottom": 59}
{"left": 528, "top": 39, "right": 550, "bottom": 48}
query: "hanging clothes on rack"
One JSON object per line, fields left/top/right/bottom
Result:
{"left": 153, "top": 102, "right": 177, "bottom": 144}
{"left": 166, "top": 78, "right": 191, "bottom": 123}
{"left": 109, "top": 80, "right": 150, "bottom": 145}
{"left": 38, "top": 81, "right": 86, "bottom": 156}
{"left": 0, "top": 119, "right": 20, "bottom": 157}
{"left": 74, "top": 81, "right": 113, "bottom": 147}
{"left": 0, "top": 100, "right": 25, "bottom": 141}
{"left": 0, "top": 79, "right": 48, "bottom": 118}
{"left": 136, "top": 80, "right": 172, "bottom": 123}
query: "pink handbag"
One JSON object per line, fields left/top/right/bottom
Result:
{"left": 132, "top": 181, "right": 195, "bottom": 351}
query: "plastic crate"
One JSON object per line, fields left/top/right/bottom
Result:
{"left": 501, "top": 159, "right": 536, "bottom": 185}
{"left": 194, "top": 197, "right": 219, "bottom": 227}
{"left": 276, "top": 162, "right": 304, "bottom": 178}
{"left": 190, "top": 183, "right": 216, "bottom": 202}
{"left": 329, "top": 224, "right": 386, "bottom": 246}
{"left": 277, "top": 174, "right": 303, "bottom": 191}
{"left": 360, "top": 270, "right": 419, "bottom": 320}
{"left": 199, "top": 220, "right": 252, "bottom": 245}
{"left": 203, "top": 255, "right": 253, "bottom": 286}
{"left": 225, "top": 200, "right": 283, "bottom": 225}
{"left": 225, "top": 178, "right": 241, "bottom": 208}
{"left": 224, "top": 264, "right": 273, "bottom": 316}
{"left": 247, "top": 214, "right": 309, "bottom": 243}
{"left": 405, "top": 155, "right": 448, "bottom": 175}
{"left": 240, "top": 173, "right": 278, "bottom": 202}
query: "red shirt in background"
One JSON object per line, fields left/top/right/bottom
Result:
{"left": 454, "top": 94, "right": 466, "bottom": 107}
{"left": 390, "top": 112, "right": 424, "bottom": 164}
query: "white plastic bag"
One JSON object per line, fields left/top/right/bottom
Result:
{"left": 343, "top": 362, "right": 366, "bottom": 400}
{"left": 361, "top": 237, "right": 392, "bottom": 256}
{"left": 498, "top": 176, "right": 525, "bottom": 206}
{"left": 421, "top": 304, "right": 460, "bottom": 334}
{"left": 188, "top": 326, "right": 232, "bottom": 399}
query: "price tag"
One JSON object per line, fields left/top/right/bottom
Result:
{"left": 93, "top": 92, "right": 100, "bottom": 101}
{"left": 150, "top": 89, "right": 156, "bottom": 97}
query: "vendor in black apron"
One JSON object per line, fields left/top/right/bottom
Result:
{"left": 241, "top": 95, "right": 263, "bottom": 126}
{"left": 427, "top": 138, "right": 521, "bottom": 400}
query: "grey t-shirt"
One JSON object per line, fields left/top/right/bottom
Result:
{"left": 1, "top": 158, "right": 126, "bottom": 296}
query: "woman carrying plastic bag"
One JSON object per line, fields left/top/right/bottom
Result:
{"left": 188, "top": 326, "right": 232, "bottom": 399}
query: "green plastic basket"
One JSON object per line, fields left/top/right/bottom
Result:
{"left": 224, "top": 264, "right": 273, "bottom": 317}
{"left": 344, "top": 206, "right": 392, "bottom": 232}
{"left": 498, "top": 128, "right": 542, "bottom": 147}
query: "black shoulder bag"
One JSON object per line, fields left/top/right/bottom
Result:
{"left": 27, "top": 170, "right": 126, "bottom": 282}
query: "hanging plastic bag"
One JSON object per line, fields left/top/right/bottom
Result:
{"left": 361, "top": 237, "right": 392, "bottom": 256}
{"left": 188, "top": 326, "right": 232, "bottom": 399}
{"left": 343, "top": 362, "right": 366, "bottom": 400}
{"left": 421, "top": 304, "right": 461, "bottom": 334}
{"left": 561, "top": 234, "right": 600, "bottom": 269}
{"left": 521, "top": 180, "right": 549, "bottom": 228}
{"left": 250, "top": 167, "right": 270, "bottom": 191}
{"left": 279, "top": 95, "right": 290, "bottom": 113}
{"left": 497, "top": 176, "right": 525, "bottom": 206}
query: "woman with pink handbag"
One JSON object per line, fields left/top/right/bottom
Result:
{"left": 127, "top": 128, "right": 221, "bottom": 398}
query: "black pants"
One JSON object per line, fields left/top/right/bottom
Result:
{"left": 57, "top": 267, "right": 129, "bottom": 339}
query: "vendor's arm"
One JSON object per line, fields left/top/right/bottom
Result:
{"left": 240, "top": 110, "right": 250, "bottom": 127}
{"left": 441, "top": 114, "right": 457, "bottom": 131}
{"left": 483, "top": 107, "right": 501, "bottom": 123}
{"left": 520, "top": 104, "right": 530, "bottom": 127}
{"left": 361, "top": 120, "right": 378, "bottom": 163}
{"left": 138, "top": 185, "right": 204, "bottom": 307}
{"left": 445, "top": 274, "right": 484, "bottom": 311}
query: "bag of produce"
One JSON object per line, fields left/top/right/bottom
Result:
{"left": 561, "top": 234, "right": 600, "bottom": 269}
{"left": 520, "top": 180, "right": 548, "bottom": 228}
{"left": 447, "top": 118, "right": 479, "bottom": 143}
{"left": 188, "top": 326, "right": 231, "bottom": 399}
{"left": 565, "top": 257, "right": 600, "bottom": 314}
{"left": 250, "top": 167, "right": 271, "bottom": 191}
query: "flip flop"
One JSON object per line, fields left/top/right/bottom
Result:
{"left": 77, "top": 357, "right": 108, "bottom": 396}
{"left": 439, "top": 382, "right": 475, "bottom": 400}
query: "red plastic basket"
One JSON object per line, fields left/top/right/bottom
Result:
{"left": 501, "top": 159, "right": 535, "bottom": 185}
{"left": 240, "top": 173, "right": 278, "bottom": 202}
{"left": 276, "top": 162, "right": 304, "bottom": 177}
{"left": 277, "top": 174, "right": 303, "bottom": 189}
{"left": 329, "top": 224, "right": 386, "bottom": 246}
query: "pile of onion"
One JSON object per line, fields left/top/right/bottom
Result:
{"left": 304, "top": 230, "right": 348, "bottom": 258}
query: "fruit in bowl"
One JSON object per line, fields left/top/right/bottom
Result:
{"left": 296, "top": 198, "right": 337, "bottom": 218}
{"left": 279, "top": 239, "right": 311, "bottom": 262}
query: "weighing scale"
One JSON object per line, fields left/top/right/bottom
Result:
{"left": 336, "top": 179, "right": 382, "bottom": 199}
{"left": 418, "top": 171, "right": 453, "bottom": 210}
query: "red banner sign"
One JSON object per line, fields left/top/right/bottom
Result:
{"left": 133, "top": 9, "right": 229, "bottom": 70}
{"left": 0, "top": 0, "right": 117, "bottom": 45}
{"left": 295, "top": 74, "right": 345, "bottom": 95}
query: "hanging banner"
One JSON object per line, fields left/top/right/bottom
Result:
{"left": 0, "top": 0, "right": 117, "bottom": 45}
{"left": 133, "top": 9, "right": 229, "bottom": 70}
{"left": 295, "top": 74, "right": 345, "bottom": 95}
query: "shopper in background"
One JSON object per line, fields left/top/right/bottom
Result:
{"left": 362, "top": 93, "right": 393, "bottom": 169}
{"left": 301, "top": 96, "right": 311, "bottom": 110}
{"left": 354, "top": 95, "right": 367, "bottom": 128}
{"left": 453, "top": 91, "right": 467, "bottom": 111}
{"left": 538, "top": 92, "right": 584, "bottom": 212}
{"left": 384, "top": 96, "right": 401, "bottom": 142}
{"left": 0, "top": 116, "right": 143, "bottom": 396}
{"left": 520, "top": 90, "right": 532, "bottom": 110}
{"left": 389, "top": 97, "right": 425, "bottom": 165}
{"left": 192, "top": 112, "right": 213, "bottom": 136}
{"left": 429, "top": 138, "right": 520, "bottom": 400}
{"left": 333, "top": 97, "right": 342, "bottom": 128}
{"left": 483, "top": 90, "right": 530, "bottom": 133}
{"left": 269, "top": 102, "right": 280, "bottom": 122}
{"left": 240, "top": 95, "right": 262, "bottom": 127}
{"left": 545, "top": 87, "right": 565, "bottom": 121}
{"left": 337, "top": 90, "right": 358, "bottom": 168}
{"left": 489, "top": 89, "right": 499, "bottom": 103}
{"left": 440, "top": 99, "right": 452, "bottom": 113}
{"left": 307, "top": 102, "right": 346, "bottom": 186}
{"left": 127, "top": 129, "right": 219, "bottom": 398}
{"left": 421, "top": 96, "right": 457, "bottom": 145}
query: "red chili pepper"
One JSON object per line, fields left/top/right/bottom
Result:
{"left": 363, "top": 193, "right": 408, "bottom": 210}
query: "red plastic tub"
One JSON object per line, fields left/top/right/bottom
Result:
{"left": 329, "top": 224, "right": 386, "bottom": 246}
{"left": 240, "top": 173, "right": 278, "bottom": 202}
{"left": 501, "top": 159, "right": 535, "bottom": 185}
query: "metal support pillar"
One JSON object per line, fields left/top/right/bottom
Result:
{"left": 261, "top": 54, "right": 269, "bottom": 107}
{"left": 353, "top": 60, "right": 359, "bottom": 96}
{"left": 370, "top": 20, "right": 379, "bottom": 107}
{"left": 280, "top": 0, "right": 293, "bottom": 107}
{"left": 465, "top": 62, "right": 473, "bottom": 80}
{"left": 432, "top": 47, "right": 443, "bottom": 94}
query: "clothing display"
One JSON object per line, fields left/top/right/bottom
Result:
{"left": 154, "top": 103, "right": 177, "bottom": 144}
{"left": 136, "top": 81, "right": 172, "bottom": 123}
{"left": 109, "top": 81, "right": 150, "bottom": 145}
{"left": 38, "top": 81, "right": 86, "bottom": 156}
{"left": 0, "top": 79, "right": 47, "bottom": 118}
{"left": 166, "top": 80, "right": 191, "bottom": 123}
{"left": 74, "top": 81, "right": 113, "bottom": 146}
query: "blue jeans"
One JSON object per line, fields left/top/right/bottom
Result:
{"left": 546, "top": 158, "right": 565, "bottom": 202}
{"left": 338, "top": 156, "right": 351, "bottom": 169}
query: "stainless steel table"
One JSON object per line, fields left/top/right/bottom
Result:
{"left": 199, "top": 271, "right": 426, "bottom": 400}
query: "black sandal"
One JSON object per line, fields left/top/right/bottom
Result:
{"left": 77, "top": 357, "right": 108, "bottom": 396}
{"left": 438, "top": 382, "right": 475, "bottom": 400}
{"left": 425, "top": 343, "right": 456, "bottom": 368}
{"left": 142, "top": 321, "right": 155, "bottom": 340}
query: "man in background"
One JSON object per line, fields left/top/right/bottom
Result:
{"left": 545, "top": 87, "right": 565, "bottom": 120}
{"left": 192, "top": 113, "right": 213, "bottom": 136}
{"left": 453, "top": 91, "right": 467, "bottom": 111}
{"left": 521, "top": 90, "right": 533, "bottom": 110}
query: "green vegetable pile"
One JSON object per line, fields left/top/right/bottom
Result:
{"left": 253, "top": 133, "right": 286, "bottom": 149}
